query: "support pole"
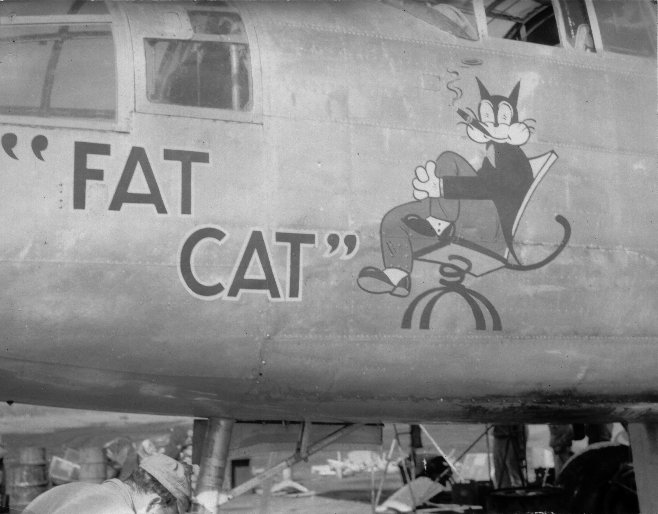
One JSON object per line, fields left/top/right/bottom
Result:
{"left": 419, "top": 424, "right": 463, "bottom": 481}
{"left": 628, "top": 423, "right": 658, "bottom": 514}
{"left": 192, "top": 418, "right": 235, "bottom": 514}
{"left": 374, "top": 438, "right": 398, "bottom": 508}
{"left": 485, "top": 425, "right": 493, "bottom": 486}
{"left": 394, "top": 424, "right": 417, "bottom": 513}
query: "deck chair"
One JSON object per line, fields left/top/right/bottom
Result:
{"left": 403, "top": 151, "right": 571, "bottom": 331}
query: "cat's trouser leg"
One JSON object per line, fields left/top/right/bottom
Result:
{"left": 379, "top": 199, "right": 446, "bottom": 273}
{"left": 379, "top": 152, "right": 471, "bottom": 273}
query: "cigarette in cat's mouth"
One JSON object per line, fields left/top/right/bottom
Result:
{"left": 457, "top": 108, "right": 492, "bottom": 138}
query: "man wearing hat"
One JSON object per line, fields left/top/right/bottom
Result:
{"left": 23, "top": 453, "right": 192, "bottom": 513}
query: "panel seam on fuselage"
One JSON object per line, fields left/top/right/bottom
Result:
{"left": 260, "top": 112, "right": 656, "bottom": 158}
{"left": 268, "top": 21, "right": 653, "bottom": 78}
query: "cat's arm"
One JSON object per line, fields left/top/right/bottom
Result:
{"left": 413, "top": 152, "right": 490, "bottom": 200}
{"left": 442, "top": 175, "right": 493, "bottom": 200}
{"left": 413, "top": 160, "right": 494, "bottom": 200}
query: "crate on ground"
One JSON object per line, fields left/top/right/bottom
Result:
{"left": 49, "top": 449, "right": 81, "bottom": 485}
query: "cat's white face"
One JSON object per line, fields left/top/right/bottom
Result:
{"left": 466, "top": 98, "right": 531, "bottom": 146}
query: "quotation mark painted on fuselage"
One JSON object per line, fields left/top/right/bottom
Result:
{"left": 1, "top": 133, "right": 49, "bottom": 161}
{"left": 324, "top": 232, "right": 359, "bottom": 260}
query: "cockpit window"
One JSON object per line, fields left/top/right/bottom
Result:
{"left": 383, "top": 0, "right": 478, "bottom": 41}
{"left": 591, "top": 0, "right": 656, "bottom": 57}
{"left": 145, "top": 11, "right": 252, "bottom": 111}
{"left": 0, "top": 23, "right": 116, "bottom": 119}
{"left": 556, "top": 0, "right": 596, "bottom": 52}
{"left": 485, "top": 0, "right": 560, "bottom": 46}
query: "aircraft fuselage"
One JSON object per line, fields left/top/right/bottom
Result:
{"left": 0, "top": 0, "right": 655, "bottom": 425}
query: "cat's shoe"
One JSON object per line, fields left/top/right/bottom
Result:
{"left": 357, "top": 267, "right": 410, "bottom": 297}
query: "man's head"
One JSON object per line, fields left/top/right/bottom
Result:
{"left": 127, "top": 454, "right": 192, "bottom": 513}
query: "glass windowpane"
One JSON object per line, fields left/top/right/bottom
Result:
{"left": 592, "top": 0, "right": 656, "bottom": 57}
{"left": 557, "top": 0, "right": 595, "bottom": 51}
{"left": 485, "top": 0, "right": 560, "bottom": 46}
{"left": 51, "top": 33, "right": 115, "bottom": 114}
{"left": 145, "top": 38, "right": 251, "bottom": 111}
{"left": 0, "top": 23, "right": 116, "bottom": 119}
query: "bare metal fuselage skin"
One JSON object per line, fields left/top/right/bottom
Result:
{"left": 0, "top": 1, "right": 655, "bottom": 424}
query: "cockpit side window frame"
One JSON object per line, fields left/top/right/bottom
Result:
{"left": 475, "top": 0, "right": 600, "bottom": 54}
{"left": 478, "top": 0, "right": 563, "bottom": 47}
{"left": 472, "top": 0, "right": 489, "bottom": 39}
{"left": 551, "top": 0, "right": 571, "bottom": 49}
{"left": 383, "top": 0, "right": 480, "bottom": 41}
{"left": 0, "top": 4, "right": 132, "bottom": 132}
{"left": 107, "top": 1, "right": 135, "bottom": 132}
{"left": 585, "top": 0, "right": 656, "bottom": 60}
{"left": 582, "top": 0, "right": 604, "bottom": 54}
{"left": 476, "top": 0, "right": 654, "bottom": 63}
{"left": 552, "top": 0, "right": 600, "bottom": 54}
{"left": 130, "top": 3, "right": 262, "bottom": 125}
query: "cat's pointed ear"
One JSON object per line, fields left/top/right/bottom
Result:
{"left": 508, "top": 81, "right": 521, "bottom": 107}
{"left": 476, "top": 77, "right": 490, "bottom": 100}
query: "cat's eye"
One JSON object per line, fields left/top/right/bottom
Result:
{"left": 478, "top": 100, "right": 494, "bottom": 123}
{"left": 497, "top": 102, "right": 513, "bottom": 125}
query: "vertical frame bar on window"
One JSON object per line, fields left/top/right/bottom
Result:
{"left": 472, "top": 0, "right": 488, "bottom": 39}
{"left": 230, "top": 44, "right": 240, "bottom": 110}
{"left": 107, "top": 1, "right": 133, "bottom": 131}
{"left": 582, "top": 0, "right": 604, "bottom": 55}
{"left": 226, "top": 1, "right": 260, "bottom": 119}
{"left": 551, "top": 0, "right": 570, "bottom": 49}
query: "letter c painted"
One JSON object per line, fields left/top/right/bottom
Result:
{"left": 179, "top": 227, "right": 226, "bottom": 298}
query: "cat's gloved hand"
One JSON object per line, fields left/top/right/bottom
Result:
{"left": 412, "top": 160, "right": 443, "bottom": 199}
